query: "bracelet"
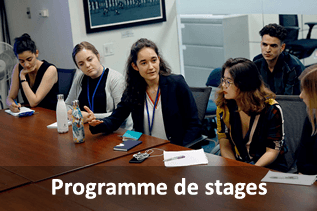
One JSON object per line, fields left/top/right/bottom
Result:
{"left": 20, "top": 79, "right": 27, "bottom": 83}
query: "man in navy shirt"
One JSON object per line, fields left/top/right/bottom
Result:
{"left": 253, "top": 23, "right": 304, "bottom": 95}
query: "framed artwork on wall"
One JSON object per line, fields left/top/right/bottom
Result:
{"left": 83, "top": 0, "right": 167, "bottom": 33}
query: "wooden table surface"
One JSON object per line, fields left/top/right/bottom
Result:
{"left": 0, "top": 167, "right": 31, "bottom": 192}
{"left": 1, "top": 143, "right": 313, "bottom": 211}
{"left": 0, "top": 107, "right": 169, "bottom": 182}
{"left": 1, "top": 108, "right": 317, "bottom": 210}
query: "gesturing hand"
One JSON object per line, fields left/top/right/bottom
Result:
{"left": 84, "top": 106, "right": 103, "bottom": 127}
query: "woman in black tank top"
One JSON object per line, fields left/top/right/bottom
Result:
{"left": 6, "top": 33, "right": 58, "bottom": 112}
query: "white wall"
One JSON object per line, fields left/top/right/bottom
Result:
{"left": 68, "top": 0, "right": 180, "bottom": 75}
{"left": 176, "top": 0, "right": 317, "bottom": 15}
{"left": 4, "top": 0, "right": 74, "bottom": 68}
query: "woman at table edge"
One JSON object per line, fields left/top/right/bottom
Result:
{"left": 297, "top": 64, "right": 317, "bottom": 175}
{"left": 6, "top": 33, "right": 58, "bottom": 112}
{"left": 84, "top": 38, "right": 202, "bottom": 146}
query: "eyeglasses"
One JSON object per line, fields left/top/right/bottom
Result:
{"left": 221, "top": 78, "right": 234, "bottom": 88}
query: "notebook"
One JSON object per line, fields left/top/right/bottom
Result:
{"left": 5, "top": 107, "right": 35, "bottom": 117}
{"left": 163, "top": 149, "right": 209, "bottom": 167}
{"left": 122, "top": 130, "right": 142, "bottom": 141}
{"left": 113, "top": 140, "right": 142, "bottom": 151}
{"left": 261, "top": 170, "right": 317, "bottom": 186}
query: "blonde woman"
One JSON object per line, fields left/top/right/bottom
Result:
{"left": 297, "top": 64, "right": 317, "bottom": 175}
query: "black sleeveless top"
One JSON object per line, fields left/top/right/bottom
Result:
{"left": 78, "top": 68, "right": 109, "bottom": 113}
{"left": 19, "top": 60, "right": 59, "bottom": 110}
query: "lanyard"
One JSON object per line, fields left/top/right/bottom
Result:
{"left": 87, "top": 67, "right": 105, "bottom": 113}
{"left": 145, "top": 86, "right": 160, "bottom": 136}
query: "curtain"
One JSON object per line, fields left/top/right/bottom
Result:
{"left": 0, "top": 0, "right": 11, "bottom": 44}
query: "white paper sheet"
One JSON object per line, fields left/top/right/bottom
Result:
{"left": 261, "top": 170, "right": 317, "bottom": 186}
{"left": 163, "top": 148, "right": 208, "bottom": 167}
{"left": 5, "top": 107, "right": 35, "bottom": 117}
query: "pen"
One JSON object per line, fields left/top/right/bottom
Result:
{"left": 14, "top": 99, "right": 20, "bottom": 110}
{"left": 163, "top": 155, "right": 185, "bottom": 162}
{"left": 269, "top": 176, "right": 298, "bottom": 179}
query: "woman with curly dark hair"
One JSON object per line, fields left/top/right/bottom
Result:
{"left": 216, "top": 58, "right": 287, "bottom": 171}
{"left": 85, "top": 38, "right": 201, "bottom": 146}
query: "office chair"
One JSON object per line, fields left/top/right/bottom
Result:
{"left": 279, "top": 14, "right": 317, "bottom": 60}
{"left": 211, "top": 95, "right": 307, "bottom": 159}
{"left": 275, "top": 95, "right": 307, "bottom": 173}
{"left": 185, "top": 87, "right": 212, "bottom": 148}
{"left": 57, "top": 68, "right": 76, "bottom": 99}
{"left": 205, "top": 67, "right": 222, "bottom": 139}
{"left": 205, "top": 67, "right": 221, "bottom": 117}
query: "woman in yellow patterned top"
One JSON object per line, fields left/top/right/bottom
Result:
{"left": 215, "top": 58, "right": 287, "bottom": 172}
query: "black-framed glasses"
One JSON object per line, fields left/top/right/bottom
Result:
{"left": 221, "top": 78, "right": 233, "bottom": 88}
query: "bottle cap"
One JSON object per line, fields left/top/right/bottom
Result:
{"left": 57, "top": 94, "right": 64, "bottom": 100}
{"left": 72, "top": 100, "right": 79, "bottom": 107}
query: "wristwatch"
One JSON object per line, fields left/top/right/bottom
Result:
{"left": 20, "top": 79, "right": 27, "bottom": 83}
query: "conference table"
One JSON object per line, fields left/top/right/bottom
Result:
{"left": 0, "top": 107, "right": 316, "bottom": 210}
{"left": 0, "top": 107, "right": 169, "bottom": 182}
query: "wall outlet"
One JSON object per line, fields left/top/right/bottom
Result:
{"left": 103, "top": 43, "right": 114, "bottom": 56}
{"left": 26, "top": 7, "right": 31, "bottom": 19}
{"left": 39, "top": 9, "right": 49, "bottom": 17}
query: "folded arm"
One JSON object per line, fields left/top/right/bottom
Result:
{"left": 20, "top": 65, "right": 58, "bottom": 107}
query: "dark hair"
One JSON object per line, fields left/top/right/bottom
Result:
{"left": 259, "top": 23, "right": 288, "bottom": 43}
{"left": 13, "top": 33, "right": 37, "bottom": 57}
{"left": 215, "top": 58, "right": 275, "bottom": 114}
{"left": 72, "top": 41, "right": 99, "bottom": 68}
{"left": 124, "top": 38, "right": 171, "bottom": 105}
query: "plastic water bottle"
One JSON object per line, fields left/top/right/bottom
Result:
{"left": 71, "top": 100, "right": 85, "bottom": 143}
{"left": 56, "top": 94, "right": 69, "bottom": 133}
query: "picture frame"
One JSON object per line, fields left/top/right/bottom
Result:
{"left": 83, "top": 0, "right": 167, "bottom": 34}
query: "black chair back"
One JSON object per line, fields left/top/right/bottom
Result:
{"left": 189, "top": 87, "right": 212, "bottom": 123}
{"left": 279, "top": 14, "right": 317, "bottom": 60}
{"left": 276, "top": 95, "right": 307, "bottom": 172}
{"left": 279, "top": 14, "right": 299, "bottom": 27}
{"left": 57, "top": 68, "right": 76, "bottom": 99}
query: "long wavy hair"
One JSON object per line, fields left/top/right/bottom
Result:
{"left": 13, "top": 33, "right": 37, "bottom": 57}
{"left": 124, "top": 38, "right": 171, "bottom": 105}
{"left": 299, "top": 64, "right": 317, "bottom": 135}
{"left": 215, "top": 58, "right": 275, "bottom": 115}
